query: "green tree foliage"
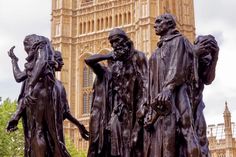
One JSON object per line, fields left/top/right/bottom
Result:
{"left": 65, "top": 136, "right": 87, "bottom": 157}
{"left": 0, "top": 98, "right": 24, "bottom": 157}
{"left": 0, "top": 98, "right": 87, "bottom": 156}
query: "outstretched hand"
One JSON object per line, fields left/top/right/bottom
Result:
{"left": 8, "top": 46, "right": 18, "bottom": 61}
{"left": 77, "top": 123, "right": 89, "bottom": 141}
{"left": 6, "top": 119, "right": 19, "bottom": 132}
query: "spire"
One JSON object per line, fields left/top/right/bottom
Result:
{"left": 224, "top": 101, "right": 231, "bottom": 116}
{"left": 224, "top": 101, "right": 232, "bottom": 137}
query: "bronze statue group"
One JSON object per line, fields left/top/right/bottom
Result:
{"left": 7, "top": 14, "right": 219, "bottom": 157}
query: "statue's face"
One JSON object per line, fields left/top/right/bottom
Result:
{"left": 109, "top": 35, "right": 130, "bottom": 61}
{"left": 54, "top": 52, "right": 64, "bottom": 71}
{"left": 154, "top": 16, "right": 169, "bottom": 36}
{"left": 23, "top": 35, "right": 39, "bottom": 53}
{"left": 23, "top": 41, "right": 32, "bottom": 53}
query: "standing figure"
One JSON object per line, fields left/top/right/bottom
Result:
{"left": 53, "top": 51, "right": 89, "bottom": 142}
{"left": 107, "top": 28, "right": 148, "bottom": 157}
{"left": 145, "top": 14, "right": 199, "bottom": 157}
{"left": 190, "top": 35, "right": 219, "bottom": 157}
{"left": 85, "top": 52, "right": 113, "bottom": 157}
{"left": 7, "top": 34, "right": 70, "bottom": 157}
{"left": 85, "top": 28, "right": 148, "bottom": 157}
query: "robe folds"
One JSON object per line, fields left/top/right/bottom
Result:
{"left": 145, "top": 30, "right": 197, "bottom": 157}
{"left": 87, "top": 64, "right": 113, "bottom": 157}
{"left": 87, "top": 49, "right": 148, "bottom": 157}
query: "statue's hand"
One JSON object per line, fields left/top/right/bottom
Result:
{"left": 8, "top": 46, "right": 18, "bottom": 61}
{"left": 6, "top": 118, "right": 19, "bottom": 132}
{"left": 208, "top": 38, "right": 219, "bottom": 56}
{"left": 78, "top": 123, "right": 89, "bottom": 141}
{"left": 194, "top": 36, "right": 219, "bottom": 56}
{"left": 23, "top": 94, "right": 37, "bottom": 106}
{"left": 154, "top": 89, "right": 172, "bottom": 116}
{"left": 193, "top": 43, "right": 208, "bottom": 56}
{"left": 156, "top": 89, "right": 172, "bottom": 106}
{"left": 143, "top": 112, "right": 155, "bottom": 132}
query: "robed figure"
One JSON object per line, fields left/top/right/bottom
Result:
{"left": 7, "top": 34, "right": 65, "bottom": 157}
{"left": 144, "top": 14, "right": 200, "bottom": 157}
{"left": 86, "top": 28, "right": 148, "bottom": 157}
{"left": 190, "top": 35, "right": 219, "bottom": 157}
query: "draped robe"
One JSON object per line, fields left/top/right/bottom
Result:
{"left": 145, "top": 30, "right": 198, "bottom": 157}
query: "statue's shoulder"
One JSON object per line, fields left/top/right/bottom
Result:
{"left": 134, "top": 50, "right": 147, "bottom": 60}
{"left": 174, "top": 34, "right": 191, "bottom": 44}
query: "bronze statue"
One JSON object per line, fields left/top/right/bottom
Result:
{"left": 189, "top": 35, "right": 219, "bottom": 157}
{"left": 85, "top": 28, "right": 148, "bottom": 157}
{"left": 6, "top": 14, "right": 217, "bottom": 157}
{"left": 53, "top": 51, "right": 89, "bottom": 141}
{"left": 7, "top": 35, "right": 88, "bottom": 157}
{"left": 7, "top": 34, "right": 58, "bottom": 157}
{"left": 145, "top": 14, "right": 200, "bottom": 157}
{"left": 85, "top": 52, "right": 113, "bottom": 157}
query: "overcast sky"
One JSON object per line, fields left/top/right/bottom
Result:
{"left": 0, "top": 0, "right": 235, "bottom": 125}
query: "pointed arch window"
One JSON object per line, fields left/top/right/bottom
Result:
{"left": 91, "top": 20, "right": 94, "bottom": 32}
{"left": 83, "top": 94, "right": 88, "bottom": 114}
{"left": 124, "top": 13, "right": 127, "bottom": 25}
{"left": 128, "top": 12, "right": 131, "bottom": 23}
{"left": 115, "top": 15, "right": 118, "bottom": 26}
{"left": 101, "top": 18, "right": 104, "bottom": 30}
{"left": 105, "top": 17, "right": 109, "bottom": 29}
{"left": 83, "top": 65, "right": 93, "bottom": 87}
{"left": 82, "top": 65, "right": 93, "bottom": 114}
{"left": 88, "top": 21, "right": 91, "bottom": 32}
{"left": 79, "top": 22, "right": 82, "bottom": 34}
{"left": 97, "top": 19, "right": 100, "bottom": 30}
{"left": 109, "top": 16, "right": 112, "bottom": 28}
{"left": 83, "top": 22, "right": 86, "bottom": 34}
{"left": 119, "top": 14, "right": 122, "bottom": 25}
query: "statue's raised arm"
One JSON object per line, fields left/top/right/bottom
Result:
{"left": 7, "top": 46, "right": 27, "bottom": 82}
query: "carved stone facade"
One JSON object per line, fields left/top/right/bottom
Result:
{"left": 207, "top": 102, "right": 236, "bottom": 157}
{"left": 51, "top": 0, "right": 195, "bottom": 151}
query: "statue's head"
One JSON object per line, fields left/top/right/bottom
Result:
{"left": 194, "top": 35, "right": 218, "bottom": 56}
{"left": 54, "top": 51, "right": 64, "bottom": 71}
{"left": 108, "top": 28, "right": 133, "bottom": 61}
{"left": 154, "top": 13, "right": 176, "bottom": 36}
{"left": 23, "top": 34, "right": 42, "bottom": 53}
{"left": 23, "top": 34, "right": 52, "bottom": 55}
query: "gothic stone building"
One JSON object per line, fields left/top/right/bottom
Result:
{"left": 207, "top": 103, "right": 236, "bottom": 157}
{"left": 51, "top": 0, "right": 195, "bottom": 151}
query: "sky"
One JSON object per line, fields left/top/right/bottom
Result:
{"left": 0, "top": 0, "right": 235, "bottom": 125}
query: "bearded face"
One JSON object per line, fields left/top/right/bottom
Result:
{"left": 109, "top": 35, "right": 131, "bottom": 61}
